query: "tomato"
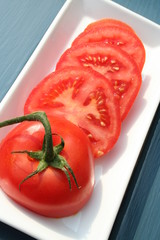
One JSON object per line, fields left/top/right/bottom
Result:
{"left": 84, "top": 18, "right": 135, "bottom": 33}
{"left": 72, "top": 25, "right": 145, "bottom": 72}
{"left": 24, "top": 67, "right": 121, "bottom": 158}
{"left": 0, "top": 114, "right": 94, "bottom": 218}
{"left": 56, "top": 43, "right": 142, "bottom": 121}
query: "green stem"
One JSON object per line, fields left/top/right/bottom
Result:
{"left": 0, "top": 111, "right": 79, "bottom": 190}
{"left": 0, "top": 111, "right": 54, "bottom": 162}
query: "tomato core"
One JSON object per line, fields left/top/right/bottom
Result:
{"left": 24, "top": 67, "right": 121, "bottom": 158}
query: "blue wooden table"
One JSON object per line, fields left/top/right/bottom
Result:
{"left": 0, "top": 0, "right": 159, "bottom": 239}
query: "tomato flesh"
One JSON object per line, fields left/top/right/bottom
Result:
{"left": 24, "top": 67, "right": 121, "bottom": 158}
{"left": 72, "top": 26, "right": 145, "bottom": 71}
{"left": 56, "top": 43, "right": 142, "bottom": 121}
{"left": 0, "top": 116, "right": 94, "bottom": 217}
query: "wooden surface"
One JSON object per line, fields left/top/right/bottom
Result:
{"left": 0, "top": 0, "right": 159, "bottom": 239}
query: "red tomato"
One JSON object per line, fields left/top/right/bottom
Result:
{"left": 56, "top": 43, "right": 142, "bottom": 121}
{"left": 84, "top": 18, "right": 135, "bottom": 33}
{"left": 0, "top": 115, "right": 94, "bottom": 218}
{"left": 72, "top": 25, "right": 145, "bottom": 71}
{"left": 24, "top": 67, "right": 121, "bottom": 158}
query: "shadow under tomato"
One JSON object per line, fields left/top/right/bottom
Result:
{"left": 35, "top": 181, "right": 103, "bottom": 239}
{"left": 2, "top": 176, "right": 103, "bottom": 239}
{"left": 100, "top": 74, "right": 151, "bottom": 174}
{"left": 122, "top": 74, "right": 151, "bottom": 133}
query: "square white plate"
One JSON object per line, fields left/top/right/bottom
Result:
{"left": 0, "top": 0, "right": 160, "bottom": 239}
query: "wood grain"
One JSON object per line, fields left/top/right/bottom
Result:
{"left": 0, "top": 0, "right": 65, "bottom": 101}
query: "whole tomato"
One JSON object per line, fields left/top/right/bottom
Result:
{"left": 0, "top": 112, "right": 94, "bottom": 218}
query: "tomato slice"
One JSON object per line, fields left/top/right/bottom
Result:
{"left": 56, "top": 43, "right": 142, "bottom": 121}
{"left": 72, "top": 25, "right": 145, "bottom": 72}
{"left": 24, "top": 67, "right": 121, "bottom": 158}
{"left": 84, "top": 18, "right": 135, "bottom": 33}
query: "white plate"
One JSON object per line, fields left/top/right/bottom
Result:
{"left": 0, "top": 0, "right": 160, "bottom": 239}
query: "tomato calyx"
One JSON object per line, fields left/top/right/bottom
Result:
{"left": 0, "top": 111, "right": 79, "bottom": 190}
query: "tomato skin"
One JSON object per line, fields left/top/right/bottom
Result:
{"left": 84, "top": 18, "right": 135, "bottom": 33}
{"left": 0, "top": 116, "right": 94, "bottom": 217}
{"left": 72, "top": 26, "right": 145, "bottom": 72}
{"left": 56, "top": 43, "right": 142, "bottom": 121}
{"left": 24, "top": 67, "right": 121, "bottom": 158}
